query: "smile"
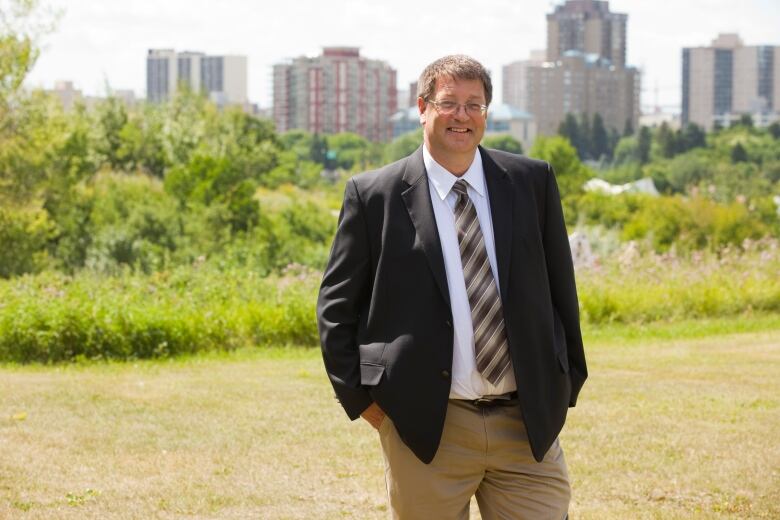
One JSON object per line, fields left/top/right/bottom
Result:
{"left": 448, "top": 128, "right": 470, "bottom": 133}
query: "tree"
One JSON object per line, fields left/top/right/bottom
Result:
{"left": 637, "top": 126, "right": 652, "bottom": 164}
{"left": 655, "top": 122, "right": 678, "bottom": 158}
{"left": 115, "top": 105, "right": 167, "bottom": 177}
{"left": 680, "top": 123, "right": 706, "bottom": 151}
{"left": 326, "top": 132, "right": 373, "bottom": 171}
{"left": 0, "top": 0, "right": 54, "bottom": 108}
{"left": 279, "top": 129, "right": 313, "bottom": 160}
{"left": 528, "top": 135, "right": 592, "bottom": 199}
{"left": 1, "top": 0, "right": 59, "bottom": 202}
{"left": 590, "top": 113, "right": 608, "bottom": 160}
{"left": 310, "top": 133, "right": 327, "bottom": 165}
{"left": 577, "top": 112, "right": 592, "bottom": 159}
{"left": 731, "top": 142, "right": 748, "bottom": 163}
{"left": 0, "top": 32, "right": 36, "bottom": 114}
{"left": 481, "top": 134, "right": 523, "bottom": 154}
{"left": 94, "top": 96, "right": 130, "bottom": 171}
{"left": 612, "top": 136, "right": 638, "bottom": 165}
{"left": 737, "top": 114, "right": 754, "bottom": 128}
{"left": 557, "top": 113, "right": 582, "bottom": 158}
{"left": 0, "top": 204, "right": 55, "bottom": 277}
{"left": 663, "top": 150, "right": 712, "bottom": 193}
{"left": 384, "top": 129, "right": 423, "bottom": 163}
{"left": 607, "top": 127, "right": 620, "bottom": 161}
{"left": 768, "top": 121, "right": 780, "bottom": 140}
{"left": 623, "top": 119, "right": 634, "bottom": 137}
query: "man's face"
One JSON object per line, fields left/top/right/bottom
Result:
{"left": 418, "top": 76, "right": 487, "bottom": 162}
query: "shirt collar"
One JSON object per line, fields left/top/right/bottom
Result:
{"left": 422, "top": 144, "right": 486, "bottom": 201}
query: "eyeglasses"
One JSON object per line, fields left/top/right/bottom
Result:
{"left": 426, "top": 99, "right": 488, "bottom": 116}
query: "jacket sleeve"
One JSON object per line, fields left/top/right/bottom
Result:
{"left": 543, "top": 163, "right": 588, "bottom": 406}
{"left": 317, "top": 178, "right": 374, "bottom": 420}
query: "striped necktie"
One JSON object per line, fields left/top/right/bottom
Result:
{"left": 452, "top": 179, "right": 512, "bottom": 385}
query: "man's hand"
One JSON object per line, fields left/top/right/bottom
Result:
{"left": 361, "top": 402, "right": 386, "bottom": 430}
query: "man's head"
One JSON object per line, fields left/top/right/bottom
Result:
{"left": 417, "top": 55, "right": 492, "bottom": 173}
{"left": 417, "top": 55, "right": 492, "bottom": 107}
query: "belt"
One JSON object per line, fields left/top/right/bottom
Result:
{"left": 469, "top": 391, "right": 518, "bottom": 408}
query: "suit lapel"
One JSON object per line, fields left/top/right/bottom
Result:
{"left": 401, "top": 147, "right": 451, "bottom": 308}
{"left": 480, "top": 146, "right": 513, "bottom": 303}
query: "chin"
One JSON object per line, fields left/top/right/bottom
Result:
{"left": 446, "top": 141, "right": 478, "bottom": 154}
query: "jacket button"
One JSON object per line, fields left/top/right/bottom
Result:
{"left": 441, "top": 370, "right": 450, "bottom": 379}
{"left": 445, "top": 320, "right": 452, "bottom": 327}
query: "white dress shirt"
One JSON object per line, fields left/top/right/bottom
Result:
{"left": 422, "top": 145, "right": 518, "bottom": 400}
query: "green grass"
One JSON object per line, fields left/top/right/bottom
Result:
{"left": 1, "top": 325, "right": 779, "bottom": 518}
{"left": 582, "top": 312, "right": 780, "bottom": 344}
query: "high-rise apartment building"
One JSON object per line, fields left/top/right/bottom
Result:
{"left": 502, "top": 50, "right": 545, "bottom": 110}
{"left": 146, "top": 49, "right": 247, "bottom": 106}
{"left": 502, "top": 0, "right": 639, "bottom": 137}
{"left": 546, "top": 0, "right": 626, "bottom": 68}
{"left": 273, "top": 47, "right": 397, "bottom": 142}
{"left": 527, "top": 53, "right": 639, "bottom": 136}
{"left": 682, "top": 34, "right": 780, "bottom": 129}
{"left": 147, "top": 49, "right": 178, "bottom": 103}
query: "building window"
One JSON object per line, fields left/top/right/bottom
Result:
{"left": 758, "top": 46, "right": 774, "bottom": 112}
{"left": 713, "top": 49, "right": 733, "bottom": 116}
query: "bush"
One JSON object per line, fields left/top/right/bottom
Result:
{"left": 482, "top": 134, "right": 523, "bottom": 154}
{"left": 385, "top": 129, "right": 423, "bottom": 163}
{"left": 85, "top": 172, "right": 182, "bottom": 273}
{"left": 577, "top": 239, "right": 780, "bottom": 324}
{"left": 0, "top": 266, "right": 320, "bottom": 363}
{"left": 529, "top": 135, "right": 593, "bottom": 199}
{"left": 574, "top": 193, "right": 770, "bottom": 253}
{"left": 2, "top": 243, "right": 778, "bottom": 362}
{"left": 0, "top": 204, "right": 55, "bottom": 277}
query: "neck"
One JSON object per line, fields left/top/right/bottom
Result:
{"left": 425, "top": 145, "right": 476, "bottom": 177}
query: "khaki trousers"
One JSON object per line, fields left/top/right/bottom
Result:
{"left": 378, "top": 399, "right": 570, "bottom": 520}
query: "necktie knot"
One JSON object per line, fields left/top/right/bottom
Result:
{"left": 452, "top": 179, "right": 469, "bottom": 202}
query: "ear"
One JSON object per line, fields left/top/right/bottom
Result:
{"left": 417, "top": 96, "right": 427, "bottom": 125}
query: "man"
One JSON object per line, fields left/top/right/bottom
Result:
{"left": 317, "top": 55, "right": 587, "bottom": 519}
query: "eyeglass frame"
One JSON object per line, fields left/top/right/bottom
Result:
{"left": 425, "top": 98, "right": 488, "bottom": 117}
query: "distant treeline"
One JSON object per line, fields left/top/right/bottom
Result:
{"left": 2, "top": 85, "right": 780, "bottom": 279}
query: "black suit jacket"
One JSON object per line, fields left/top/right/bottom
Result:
{"left": 317, "top": 146, "right": 587, "bottom": 464}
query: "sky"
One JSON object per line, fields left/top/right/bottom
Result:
{"left": 23, "top": 0, "right": 780, "bottom": 113}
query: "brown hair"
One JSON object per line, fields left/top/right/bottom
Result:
{"left": 417, "top": 55, "right": 492, "bottom": 106}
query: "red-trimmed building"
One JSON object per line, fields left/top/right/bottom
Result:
{"left": 273, "top": 47, "right": 397, "bottom": 142}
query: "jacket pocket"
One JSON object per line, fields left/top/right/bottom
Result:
{"left": 358, "top": 342, "right": 386, "bottom": 385}
{"left": 360, "top": 363, "right": 385, "bottom": 386}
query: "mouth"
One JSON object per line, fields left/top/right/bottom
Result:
{"left": 447, "top": 127, "right": 471, "bottom": 134}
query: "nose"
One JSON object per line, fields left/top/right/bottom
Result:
{"left": 453, "top": 104, "right": 470, "bottom": 119}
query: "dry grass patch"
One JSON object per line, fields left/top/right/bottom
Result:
{"left": 1, "top": 330, "right": 779, "bottom": 518}
{"left": 566, "top": 331, "right": 780, "bottom": 519}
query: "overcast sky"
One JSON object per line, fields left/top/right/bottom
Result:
{"left": 24, "top": 0, "right": 780, "bottom": 112}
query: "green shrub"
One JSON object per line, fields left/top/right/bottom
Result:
{"left": 0, "top": 265, "right": 320, "bottom": 363}
{"left": 576, "top": 240, "right": 780, "bottom": 324}
{"left": 0, "top": 205, "right": 55, "bottom": 278}
{"left": 575, "top": 193, "right": 770, "bottom": 253}
{"left": 1, "top": 242, "right": 778, "bottom": 362}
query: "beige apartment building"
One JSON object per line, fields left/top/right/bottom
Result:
{"left": 146, "top": 49, "right": 247, "bottom": 106}
{"left": 682, "top": 34, "right": 780, "bottom": 129}
{"left": 546, "top": 0, "right": 627, "bottom": 68}
{"left": 502, "top": 50, "right": 545, "bottom": 112}
{"left": 503, "top": 0, "right": 639, "bottom": 136}
{"left": 527, "top": 53, "right": 639, "bottom": 136}
{"left": 273, "top": 47, "right": 397, "bottom": 142}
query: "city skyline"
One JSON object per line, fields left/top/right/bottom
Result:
{"left": 24, "top": 0, "right": 780, "bottom": 112}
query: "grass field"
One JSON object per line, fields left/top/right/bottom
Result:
{"left": 1, "top": 324, "right": 779, "bottom": 519}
